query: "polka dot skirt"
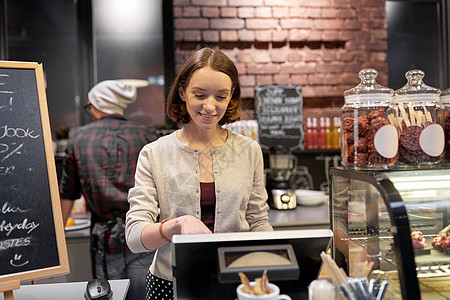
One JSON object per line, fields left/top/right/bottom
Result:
{"left": 146, "top": 271, "right": 174, "bottom": 300}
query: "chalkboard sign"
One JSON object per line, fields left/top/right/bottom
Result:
{"left": 255, "top": 85, "right": 304, "bottom": 151}
{"left": 0, "top": 62, "right": 69, "bottom": 285}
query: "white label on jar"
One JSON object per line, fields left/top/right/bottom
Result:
{"left": 419, "top": 123, "right": 445, "bottom": 157}
{"left": 374, "top": 124, "right": 398, "bottom": 158}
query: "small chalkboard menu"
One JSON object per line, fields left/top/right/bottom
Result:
{"left": 255, "top": 85, "right": 304, "bottom": 150}
{"left": 0, "top": 62, "right": 69, "bottom": 289}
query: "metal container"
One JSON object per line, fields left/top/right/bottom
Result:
{"left": 266, "top": 148, "right": 297, "bottom": 210}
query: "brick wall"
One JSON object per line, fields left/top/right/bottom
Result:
{"left": 172, "top": 0, "right": 388, "bottom": 115}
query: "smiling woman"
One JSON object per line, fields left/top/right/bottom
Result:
{"left": 180, "top": 66, "right": 233, "bottom": 132}
{"left": 126, "top": 47, "right": 273, "bottom": 300}
{"left": 167, "top": 48, "right": 241, "bottom": 126}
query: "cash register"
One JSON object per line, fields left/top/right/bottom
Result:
{"left": 171, "top": 229, "right": 332, "bottom": 299}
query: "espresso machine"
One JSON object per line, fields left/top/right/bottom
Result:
{"left": 266, "top": 148, "right": 297, "bottom": 210}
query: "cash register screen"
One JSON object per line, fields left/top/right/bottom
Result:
{"left": 171, "top": 229, "right": 332, "bottom": 300}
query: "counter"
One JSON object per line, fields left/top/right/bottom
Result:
{"left": 268, "top": 202, "right": 330, "bottom": 230}
{"left": 64, "top": 202, "right": 331, "bottom": 237}
{"left": 0, "top": 279, "right": 129, "bottom": 300}
{"left": 39, "top": 202, "right": 329, "bottom": 286}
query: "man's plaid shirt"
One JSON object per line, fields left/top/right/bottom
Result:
{"left": 59, "top": 114, "right": 159, "bottom": 222}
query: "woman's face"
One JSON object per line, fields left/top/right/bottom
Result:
{"left": 180, "top": 66, "right": 233, "bottom": 130}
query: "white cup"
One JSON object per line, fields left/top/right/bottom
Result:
{"left": 236, "top": 282, "right": 292, "bottom": 300}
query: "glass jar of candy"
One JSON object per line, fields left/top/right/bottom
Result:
{"left": 393, "top": 69, "right": 444, "bottom": 166}
{"left": 440, "top": 88, "right": 450, "bottom": 163}
{"left": 341, "top": 68, "right": 397, "bottom": 169}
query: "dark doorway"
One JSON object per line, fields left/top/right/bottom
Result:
{"left": 386, "top": 0, "right": 449, "bottom": 90}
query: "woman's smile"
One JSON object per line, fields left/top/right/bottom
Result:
{"left": 199, "top": 112, "right": 216, "bottom": 119}
{"left": 181, "top": 66, "right": 233, "bottom": 130}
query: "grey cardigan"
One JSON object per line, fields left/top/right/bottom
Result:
{"left": 125, "top": 129, "right": 273, "bottom": 280}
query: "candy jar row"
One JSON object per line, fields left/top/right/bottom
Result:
{"left": 341, "top": 68, "right": 445, "bottom": 169}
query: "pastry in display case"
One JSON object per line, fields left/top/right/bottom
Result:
{"left": 330, "top": 167, "right": 450, "bottom": 300}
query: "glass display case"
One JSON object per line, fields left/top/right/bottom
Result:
{"left": 330, "top": 167, "right": 450, "bottom": 300}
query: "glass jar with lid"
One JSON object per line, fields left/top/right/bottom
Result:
{"left": 393, "top": 69, "right": 444, "bottom": 166}
{"left": 341, "top": 68, "right": 397, "bottom": 169}
{"left": 440, "top": 87, "right": 450, "bottom": 163}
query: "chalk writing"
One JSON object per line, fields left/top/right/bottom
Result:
{"left": 2, "top": 202, "right": 28, "bottom": 214}
{"left": 0, "top": 218, "right": 40, "bottom": 236}
{"left": 262, "top": 96, "right": 283, "bottom": 104}
{"left": 10, "top": 254, "right": 29, "bottom": 267}
{"left": 259, "top": 115, "right": 284, "bottom": 123}
{"left": 0, "top": 63, "right": 67, "bottom": 279}
{"left": 284, "top": 115, "right": 302, "bottom": 123}
{"left": 0, "top": 237, "right": 31, "bottom": 250}
{"left": 0, "top": 165, "right": 15, "bottom": 175}
{"left": 255, "top": 85, "right": 304, "bottom": 150}
{"left": 0, "top": 96, "right": 13, "bottom": 111}
{"left": 0, "top": 142, "right": 24, "bottom": 162}
{"left": 269, "top": 130, "right": 286, "bottom": 136}
{"left": 284, "top": 96, "right": 301, "bottom": 104}
{"left": 262, "top": 106, "right": 300, "bottom": 115}
{"left": 0, "top": 125, "right": 40, "bottom": 139}
{"left": 264, "top": 86, "right": 285, "bottom": 96}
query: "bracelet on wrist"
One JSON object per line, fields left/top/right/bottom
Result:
{"left": 159, "top": 219, "right": 171, "bottom": 242}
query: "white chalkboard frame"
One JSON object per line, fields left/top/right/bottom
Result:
{"left": 0, "top": 61, "right": 69, "bottom": 286}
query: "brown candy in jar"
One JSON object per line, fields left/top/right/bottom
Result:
{"left": 341, "top": 68, "right": 397, "bottom": 169}
{"left": 394, "top": 69, "right": 444, "bottom": 166}
{"left": 342, "top": 110, "right": 396, "bottom": 167}
{"left": 398, "top": 123, "right": 440, "bottom": 165}
{"left": 441, "top": 88, "right": 450, "bottom": 162}
{"left": 446, "top": 110, "right": 450, "bottom": 161}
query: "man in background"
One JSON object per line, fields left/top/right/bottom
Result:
{"left": 60, "top": 80, "right": 158, "bottom": 300}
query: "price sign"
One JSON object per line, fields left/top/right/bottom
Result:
{"left": 255, "top": 85, "right": 304, "bottom": 150}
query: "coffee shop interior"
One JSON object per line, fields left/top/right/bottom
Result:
{"left": 1, "top": 0, "right": 450, "bottom": 299}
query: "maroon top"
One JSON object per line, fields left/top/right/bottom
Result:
{"left": 200, "top": 182, "right": 216, "bottom": 232}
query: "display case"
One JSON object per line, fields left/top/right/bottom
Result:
{"left": 330, "top": 167, "right": 450, "bottom": 300}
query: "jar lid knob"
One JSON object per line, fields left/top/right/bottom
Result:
{"left": 394, "top": 69, "right": 440, "bottom": 96}
{"left": 343, "top": 68, "right": 393, "bottom": 97}
{"left": 358, "top": 68, "right": 378, "bottom": 85}
{"left": 405, "top": 69, "right": 425, "bottom": 87}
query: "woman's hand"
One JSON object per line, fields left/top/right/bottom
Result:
{"left": 161, "top": 215, "right": 212, "bottom": 242}
{"left": 141, "top": 215, "right": 212, "bottom": 250}
{"left": 177, "top": 215, "right": 212, "bottom": 235}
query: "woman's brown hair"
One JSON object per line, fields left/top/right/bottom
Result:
{"left": 166, "top": 47, "right": 241, "bottom": 125}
